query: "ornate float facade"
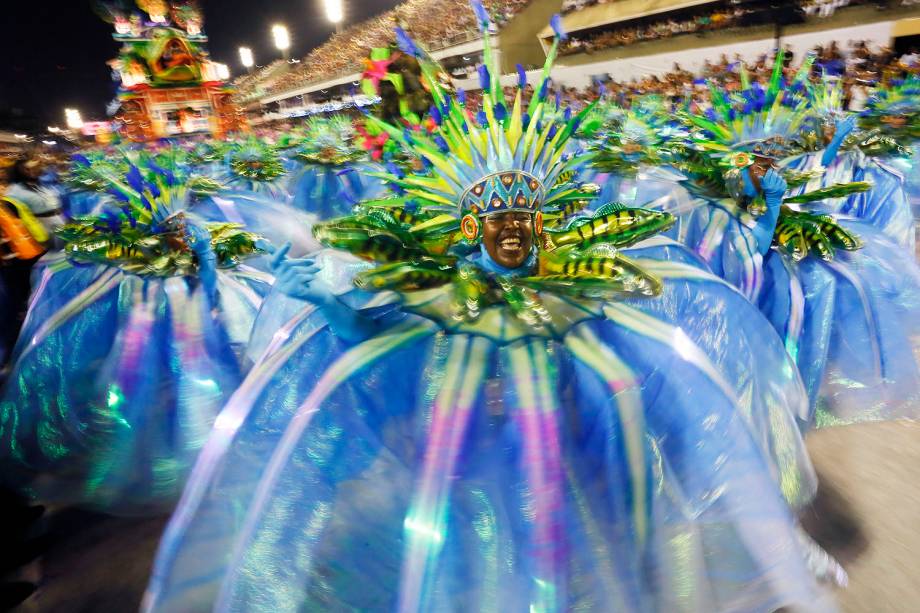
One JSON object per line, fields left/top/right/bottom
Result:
{"left": 101, "top": 1, "right": 246, "bottom": 141}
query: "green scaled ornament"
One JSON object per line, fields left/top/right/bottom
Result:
{"left": 773, "top": 205, "right": 863, "bottom": 261}
{"left": 311, "top": 10, "right": 676, "bottom": 343}
{"left": 56, "top": 152, "right": 263, "bottom": 277}
{"left": 292, "top": 115, "right": 367, "bottom": 166}
{"left": 226, "top": 138, "right": 286, "bottom": 182}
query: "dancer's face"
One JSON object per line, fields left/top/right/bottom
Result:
{"left": 823, "top": 121, "right": 836, "bottom": 146}
{"left": 747, "top": 155, "right": 774, "bottom": 193}
{"left": 481, "top": 211, "right": 534, "bottom": 269}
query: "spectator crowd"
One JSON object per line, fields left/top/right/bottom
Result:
{"left": 234, "top": 0, "right": 531, "bottom": 101}
{"left": 559, "top": 5, "right": 750, "bottom": 56}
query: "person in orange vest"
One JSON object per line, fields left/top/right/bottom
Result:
{"left": 4, "top": 156, "right": 65, "bottom": 239}
{"left": 0, "top": 160, "right": 50, "bottom": 364}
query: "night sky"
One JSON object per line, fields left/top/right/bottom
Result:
{"left": 0, "top": 0, "right": 400, "bottom": 133}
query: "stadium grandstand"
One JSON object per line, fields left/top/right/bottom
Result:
{"left": 234, "top": 0, "right": 920, "bottom": 122}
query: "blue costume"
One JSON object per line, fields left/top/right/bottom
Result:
{"left": 281, "top": 116, "right": 388, "bottom": 219}
{"left": 780, "top": 80, "right": 914, "bottom": 249}
{"left": 662, "top": 60, "right": 920, "bottom": 427}
{"left": 144, "top": 14, "right": 837, "bottom": 612}
{"left": 0, "top": 158, "right": 271, "bottom": 513}
{"left": 190, "top": 139, "right": 320, "bottom": 258}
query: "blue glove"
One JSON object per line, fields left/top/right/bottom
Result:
{"left": 821, "top": 114, "right": 856, "bottom": 166}
{"left": 186, "top": 222, "right": 219, "bottom": 305}
{"left": 751, "top": 168, "right": 786, "bottom": 256}
{"left": 270, "top": 242, "right": 333, "bottom": 305}
{"left": 269, "top": 242, "right": 380, "bottom": 344}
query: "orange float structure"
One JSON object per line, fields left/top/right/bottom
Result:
{"left": 100, "top": 1, "right": 247, "bottom": 141}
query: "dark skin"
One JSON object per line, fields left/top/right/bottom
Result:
{"left": 823, "top": 122, "right": 836, "bottom": 146}
{"left": 746, "top": 155, "right": 775, "bottom": 192}
{"left": 481, "top": 211, "right": 534, "bottom": 269}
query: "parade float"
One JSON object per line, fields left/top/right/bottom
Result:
{"left": 98, "top": 0, "right": 246, "bottom": 141}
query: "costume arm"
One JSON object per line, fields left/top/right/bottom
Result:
{"left": 271, "top": 243, "right": 380, "bottom": 344}
{"left": 821, "top": 115, "right": 856, "bottom": 167}
{"left": 745, "top": 168, "right": 787, "bottom": 256}
{"left": 186, "top": 222, "right": 219, "bottom": 305}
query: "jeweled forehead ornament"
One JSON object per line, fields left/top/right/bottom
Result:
{"left": 459, "top": 171, "right": 545, "bottom": 241}
{"left": 460, "top": 170, "right": 545, "bottom": 217}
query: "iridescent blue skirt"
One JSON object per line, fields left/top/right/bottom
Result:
{"left": 0, "top": 254, "right": 271, "bottom": 512}
{"left": 143, "top": 240, "right": 829, "bottom": 612}
{"left": 288, "top": 163, "right": 387, "bottom": 219}
{"left": 191, "top": 191, "right": 320, "bottom": 259}
{"left": 679, "top": 199, "right": 920, "bottom": 426}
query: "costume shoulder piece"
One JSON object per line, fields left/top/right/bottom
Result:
{"left": 223, "top": 137, "right": 286, "bottom": 183}
{"left": 312, "top": 4, "right": 675, "bottom": 343}
{"left": 860, "top": 77, "right": 920, "bottom": 141}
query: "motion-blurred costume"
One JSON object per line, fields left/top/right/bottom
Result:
{"left": 190, "top": 138, "right": 320, "bottom": 257}
{"left": 281, "top": 116, "right": 385, "bottom": 219}
{"left": 0, "top": 153, "right": 270, "bottom": 512}
{"left": 781, "top": 73, "right": 915, "bottom": 249}
{"left": 649, "top": 59, "right": 920, "bottom": 427}
{"left": 144, "top": 10, "right": 836, "bottom": 612}
{"left": 858, "top": 76, "right": 920, "bottom": 220}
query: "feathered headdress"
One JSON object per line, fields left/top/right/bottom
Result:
{"left": 362, "top": 0, "right": 596, "bottom": 240}
{"left": 683, "top": 53, "right": 814, "bottom": 168}
{"left": 290, "top": 115, "right": 366, "bottom": 166}
{"left": 58, "top": 151, "right": 260, "bottom": 275}
{"left": 860, "top": 77, "right": 920, "bottom": 139}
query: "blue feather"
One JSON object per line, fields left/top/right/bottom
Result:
{"left": 395, "top": 27, "right": 419, "bottom": 57}
{"left": 146, "top": 180, "right": 161, "bottom": 199}
{"left": 516, "top": 64, "right": 527, "bottom": 88}
{"left": 478, "top": 65, "right": 491, "bottom": 92}
{"left": 469, "top": 0, "right": 490, "bottom": 27}
{"left": 549, "top": 14, "right": 568, "bottom": 41}
{"left": 126, "top": 165, "right": 144, "bottom": 193}
{"left": 385, "top": 162, "right": 404, "bottom": 178}
{"left": 107, "top": 187, "right": 129, "bottom": 203}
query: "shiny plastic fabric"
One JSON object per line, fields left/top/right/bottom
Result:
{"left": 288, "top": 164, "right": 387, "bottom": 219}
{"left": 884, "top": 142, "right": 920, "bottom": 218}
{"left": 677, "top": 195, "right": 920, "bottom": 427}
{"left": 143, "top": 239, "right": 828, "bottom": 613}
{"left": 62, "top": 189, "right": 105, "bottom": 218}
{"left": 190, "top": 192, "right": 320, "bottom": 259}
{"left": 0, "top": 255, "right": 270, "bottom": 513}
{"left": 586, "top": 166, "right": 697, "bottom": 214}
{"left": 783, "top": 150, "right": 915, "bottom": 250}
